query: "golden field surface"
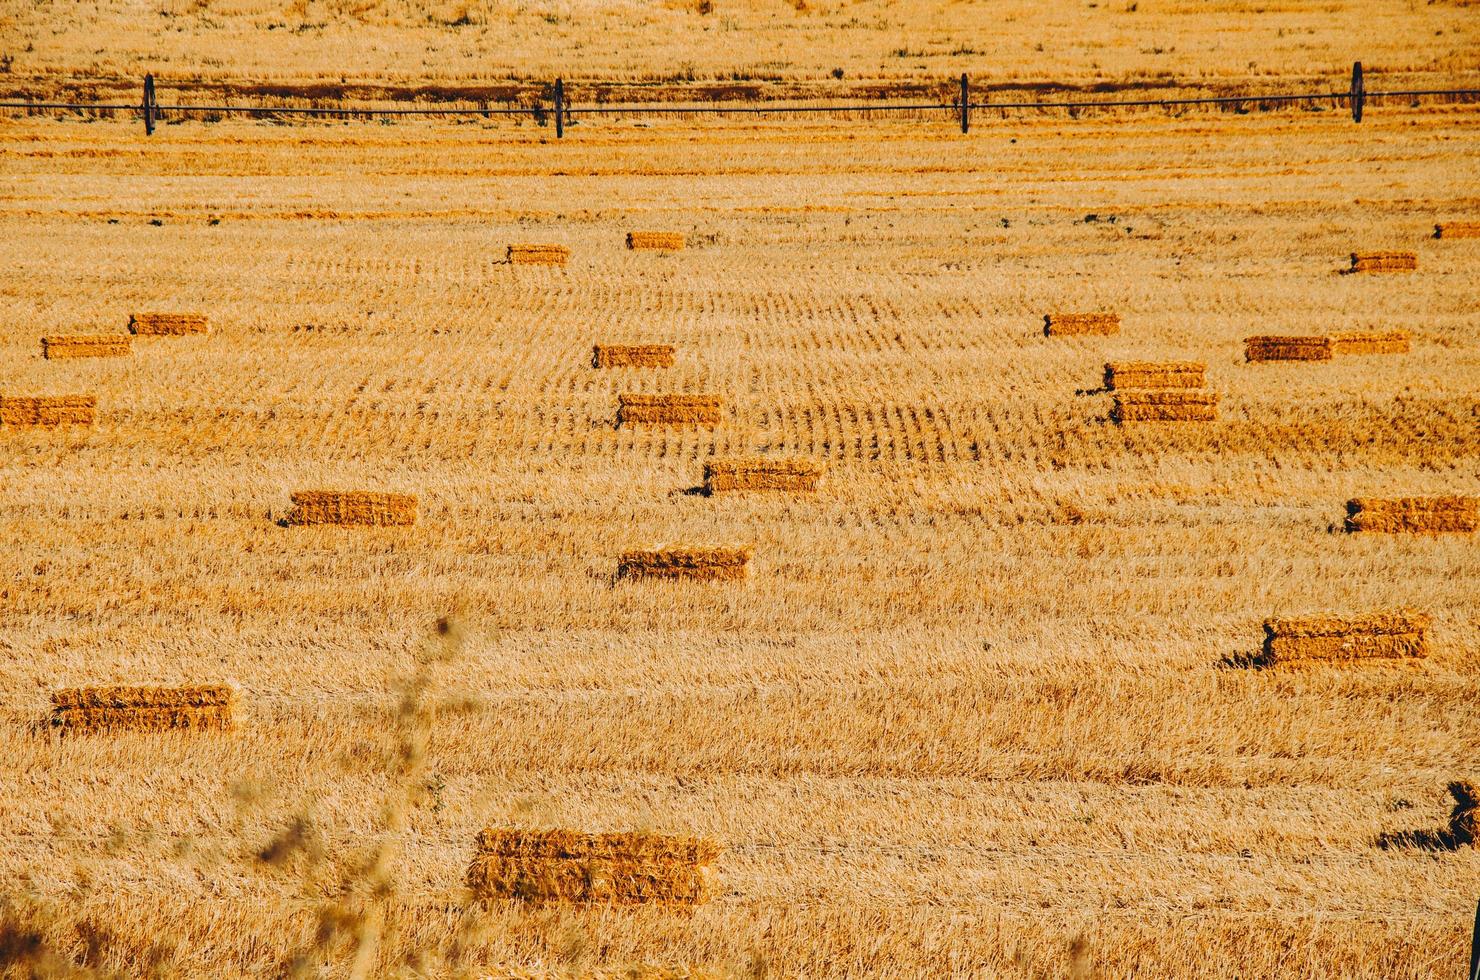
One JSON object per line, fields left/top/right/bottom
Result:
{"left": 2, "top": 95, "right": 1480, "bottom": 976}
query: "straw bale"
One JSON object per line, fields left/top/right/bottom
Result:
{"left": 1103, "top": 361, "right": 1205, "bottom": 390}
{"left": 1043, "top": 312, "right": 1119, "bottom": 336}
{"left": 41, "top": 335, "right": 132, "bottom": 359}
{"left": 1349, "top": 251, "right": 1417, "bottom": 273}
{"left": 1244, "top": 336, "right": 1333, "bottom": 362}
{"left": 0, "top": 394, "right": 96, "bottom": 427}
{"left": 1451, "top": 782, "right": 1478, "bottom": 847}
{"left": 1345, "top": 496, "right": 1479, "bottom": 534}
{"left": 593, "top": 345, "right": 676, "bottom": 369}
{"left": 50, "top": 685, "right": 236, "bottom": 734}
{"left": 508, "top": 244, "right": 570, "bottom": 266}
{"left": 626, "top": 231, "right": 686, "bottom": 251}
{"left": 286, "top": 490, "right": 418, "bottom": 527}
{"left": 468, "top": 828, "right": 720, "bottom": 905}
{"left": 618, "top": 546, "right": 752, "bottom": 581}
{"left": 1262, "top": 611, "right": 1430, "bottom": 664}
{"left": 1329, "top": 330, "right": 1411, "bottom": 355}
{"left": 128, "top": 313, "right": 209, "bottom": 336}
{"left": 616, "top": 394, "right": 722, "bottom": 427}
{"left": 1435, "top": 222, "right": 1480, "bottom": 239}
{"left": 1110, "top": 390, "right": 1218, "bottom": 423}
{"left": 703, "top": 457, "right": 823, "bottom": 493}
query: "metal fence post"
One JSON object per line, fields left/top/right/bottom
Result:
{"left": 142, "top": 73, "right": 156, "bottom": 136}
{"left": 554, "top": 78, "right": 564, "bottom": 139}
{"left": 960, "top": 73, "right": 969, "bottom": 133}
{"left": 1350, "top": 61, "right": 1365, "bottom": 123}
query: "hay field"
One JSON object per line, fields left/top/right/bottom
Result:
{"left": 1, "top": 98, "right": 1479, "bottom": 977}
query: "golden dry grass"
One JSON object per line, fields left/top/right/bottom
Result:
{"left": 1, "top": 69, "right": 1479, "bottom": 979}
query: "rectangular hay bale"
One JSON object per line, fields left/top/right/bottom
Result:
{"left": 1043, "top": 312, "right": 1120, "bottom": 337}
{"left": 1345, "top": 496, "right": 1479, "bottom": 534}
{"left": 128, "top": 313, "right": 209, "bottom": 336}
{"left": 1103, "top": 361, "right": 1206, "bottom": 390}
{"left": 1111, "top": 390, "right": 1218, "bottom": 423}
{"left": 50, "top": 685, "right": 236, "bottom": 734}
{"left": 1435, "top": 222, "right": 1480, "bottom": 240}
{"left": 41, "top": 335, "right": 132, "bottom": 359}
{"left": 618, "top": 546, "right": 751, "bottom": 581}
{"left": 616, "top": 394, "right": 722, "bottom": 427}
{"left": 1244, "top": 335, "right": 1334, "bottom": 362}
{"left": 703, "top": 458, "right": 823, "bottom": 493}
{"left": 1349, "top": 251, "right": 1417, "bottom": 273}
{"left": 286, "top": 490, "right": 418, "bottom": 527}
{"left": 508, "top": 244, "right": 570, "bottom": 266}
{"left": 1262, "top": 612, "right": 1430, "bottom": 665}
{"left": 467, "top": 828, "right": 720, "bottom": 906}
{"left": 593, "top": 344, "right": 676, "bottom": 369}
{"left": 1329, "top": 330, "right": 1411, "bottom": 355}
{"left": 0, "top": 394, "right": 96, "bottom": 427}
{"left": 626, "top": 231, "right": 686, "bottom": 251}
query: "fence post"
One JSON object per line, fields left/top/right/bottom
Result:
{"left": 1350, "top": 61, "right": 1364, "bottom": 123}
{"left": 960, "top": 73, "right": 969, "bottom": 134}
{"left": 142, "top": 73, "right": 156, "bottom": 136}
{"left": 554, "top": 78, "right": 564, "bottom": 139}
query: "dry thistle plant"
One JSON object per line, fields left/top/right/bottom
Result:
{"left": 272, "top": 615, "right": 468, "bottom": 978}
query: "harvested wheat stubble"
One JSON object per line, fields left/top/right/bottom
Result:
{"left": 468, "top": 828, "right": 720, "bottom": 906}
{"left": 616, "top": 393, "right": 722, "bottom": 427}
{"left": 507, "top": 244, "right": 570, "bottom": 266}
{"left": 1244, "top": 335, "right": 1334, "bottom": 362}
{"left": 127, "top": 312, "right": 209, "bottom": 336}
{"left": 0, "top": 394, "right": 96, "bottom": 427}
{"left": 1263, "top": 611, "right": 1431, "bottom": 665}
{"left": 1330, "top": 330, "right": 1411, "bottom": 355}
{"left": 50, "top": 685, "right": 235, "bottom": 734}
{"left": 41, "top": 335, "right": 131, "bottom": 359}
{"left": 618, "top": 546, "right": 752, "bottom": 581}
{"left": 1435, "top": 222, "right": 1480, "bottom": 239}
{"left": 1349, "top": 251, "right": 1417, "bottom": 273}
{"left": 593, "top": 344, "right": 676, "bottom": 369}
{"left": 1043, "top": 312, "right": 1119, "bottom": 336}
{"left": 626, "top": 231, "right": 686, "bottom": 250}
{"left": 1345, "top": 496, "right": 1479, "bottom": 534}
{"left": 704, "top": 457, "right": 823, "bottom": 493}
{"left": 285, "top": 490, "right": 418, "bottom": 527}
{"left": 1111, "top": 390, "right": 1218, "bottom": 423}
{"left": 1103, "top": 361, "right": 1205, "bottom": 390}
